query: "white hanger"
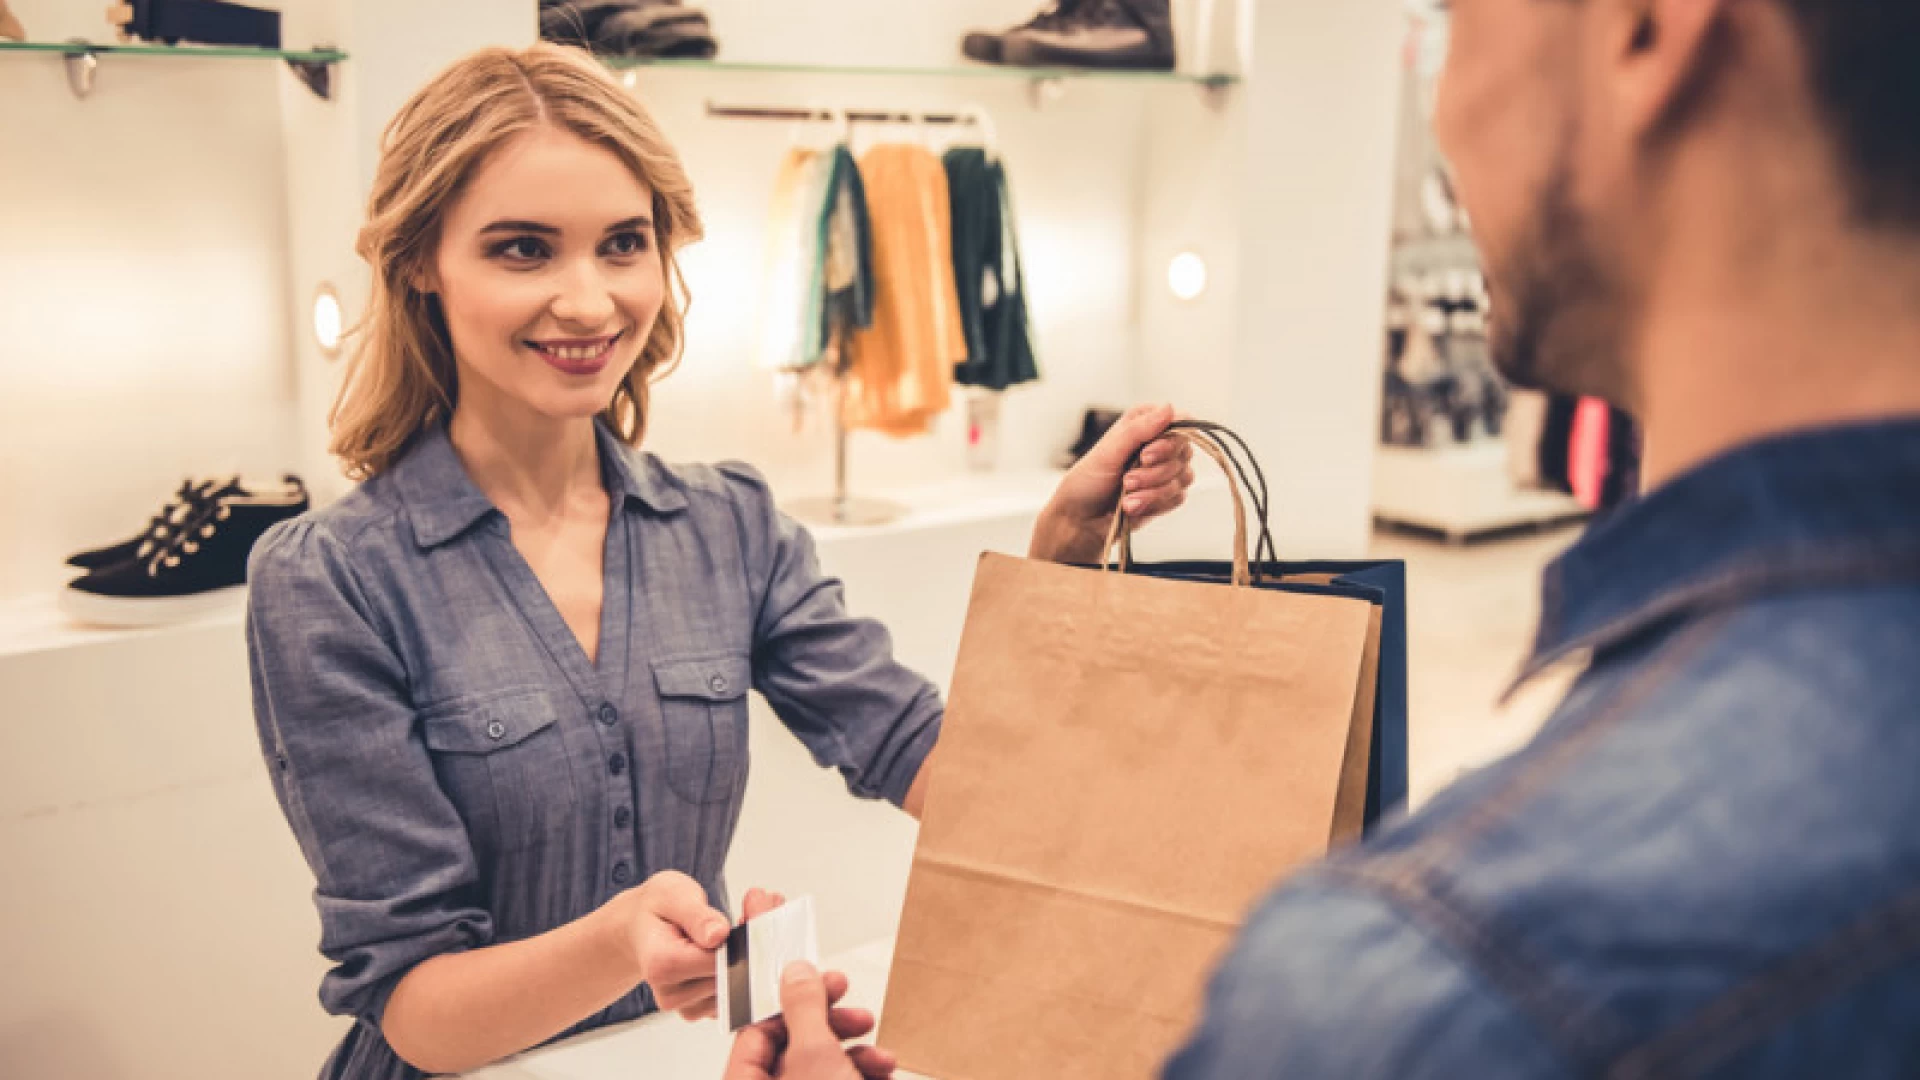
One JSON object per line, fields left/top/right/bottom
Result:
{"left": 961, "top": 103, "right": 999, "bottom": 161}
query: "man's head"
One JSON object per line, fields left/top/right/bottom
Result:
{"left": 1434, "top": 0, "right": 1920, "bottom": 406}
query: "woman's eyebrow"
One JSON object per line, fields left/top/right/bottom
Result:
{"left": 479, "top": 219, "right": 560, "bottom": 235}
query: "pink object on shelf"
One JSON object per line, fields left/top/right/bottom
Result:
{"left": 1569, "top": 397, "right": 1612, "bottom": 510}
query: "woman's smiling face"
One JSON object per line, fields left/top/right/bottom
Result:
{"left": 429, "top": 124, "right": 664, "bottom": 425}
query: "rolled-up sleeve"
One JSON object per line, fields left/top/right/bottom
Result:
{"left": 718, "top": 462, "right": 944, "bottom": 807}
{"left": 246, "top": 519, "right": 492, "bottom": 1026}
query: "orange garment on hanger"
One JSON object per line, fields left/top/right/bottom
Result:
{"left": 844, "top": 144, "right": 965, "bottom": 437}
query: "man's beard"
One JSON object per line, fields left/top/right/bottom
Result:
{"left": 1488, "top": 162, "right": 1626, "bottom": 403}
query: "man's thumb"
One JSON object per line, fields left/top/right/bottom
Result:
{"left": 779, "top": 961, "right": 835, "bottom": 1046}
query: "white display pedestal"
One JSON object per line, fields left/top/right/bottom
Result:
{"left": 1372, "top": 443, "right": 1587, "bottom": 542}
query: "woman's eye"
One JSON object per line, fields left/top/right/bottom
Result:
{"left": 490, "top": 237, "right": 550, "bottom": 262}
{"left": 603, "top": 231, "right": 651, "bottom": 257}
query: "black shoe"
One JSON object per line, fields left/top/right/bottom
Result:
{"left": 961, "top": 0, "right": 1087, "bottom": 66}
{"left": 596, "top": 2, "right": 718, "bottom": 60}
{"left": 65, "top": 476, "right": 223, "bottom": 572}
{"left": 541, "top": 0, "right": 718, "bottom": 59}
{"left": 1001, "top": 0, "right": 1175, "bottom": 71}
{"left": 60, "top": 476, "right": 308, "bottom": 628}
{"left": 1059, "top": 407, "right": 1125, "bottom": 467}
{"left": 110, "top": 0, "right": 282, "bottom": 50}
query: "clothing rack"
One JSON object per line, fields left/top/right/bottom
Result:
{"left": 713, "top": 99, "right": 996, "bottom": 528}
{"left": 704, "top": 101, "right": 985, "bottom": 128}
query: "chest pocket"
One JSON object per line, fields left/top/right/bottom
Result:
{"left": 653, "top": 653, "right": 752, "bottom": 805}
{"left": 420, "top": 686, "right": 578, "bottom": 854}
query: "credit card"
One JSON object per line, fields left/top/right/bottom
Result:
{"left": 717, "top": 895, "right": 820, "bottom": 1032}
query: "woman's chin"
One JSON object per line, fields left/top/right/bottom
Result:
{"left": 524, "top": 387, "right": 620, "bottom": 424}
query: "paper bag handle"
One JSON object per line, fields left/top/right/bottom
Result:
{"left": 1102, "top": 428, "right": 1254, "bottom": 587}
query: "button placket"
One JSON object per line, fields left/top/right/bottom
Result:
{"left": 599, "top": 703, "right": 638, "bottom": 891}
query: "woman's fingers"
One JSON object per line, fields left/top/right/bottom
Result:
{"left": 656, "top": 973, "right": 718, "bottom": 1019}
{"left": 741, "top": 888, "right": 788, "bottom": 922}
{"left": 1135, "top": 432, "right": 1194, "bottom": 469}
{"left": 1123, "top": 465, "right": 1196, "bottom": 518}
{"left": 648, "top": 933, "right": 717, "bottom": 988}
{"left": 642, "top": 870, "right": 730, "bottom": 949}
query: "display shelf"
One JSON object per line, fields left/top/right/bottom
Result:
{"left": 610, "top": 56, "right": 1239, "bottom": 97}
{"left": 0, "top": 589, "right": 242, "bottom": 661}
{"left": 0, "top": 40, "right": 347, "bottom": 63}
{"left": 1373, "top": 443, "right": 1588, "bottom": 542}
{"left": 1391, "top": 231, "right": 1483, "bottom": 279}
{"left": 610, "top": 56, "right": 1238, "bottom": 87}
{"left": 0, "top": 39, "right": 347, "bottom": 99}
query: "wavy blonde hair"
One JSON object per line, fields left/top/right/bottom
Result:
{"left": 330, "top": 43, "right": 703, "bottom": 480}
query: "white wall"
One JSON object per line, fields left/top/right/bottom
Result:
{"left": 0, "top": 0, "right": 300, "bottom": 602}
{"left": 1224, "top": 0, "right": 1403, "bottom": 557}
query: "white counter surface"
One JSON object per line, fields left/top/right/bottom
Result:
{"left": 462, "top": 939, "right": 927, "bottom": 1080}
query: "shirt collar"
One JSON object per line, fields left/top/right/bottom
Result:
{"left": 393, "top": 420, "right": 687, "bottom": 551}
{"left": 1514, "top": 416, "right": 1920, "bottom": 690}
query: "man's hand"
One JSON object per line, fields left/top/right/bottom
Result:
{"left": 1030, "top": 403, "right": 1194, "bottom": 565}
{"left": 722, "top": 962, "right": 897, "bottom": 1080}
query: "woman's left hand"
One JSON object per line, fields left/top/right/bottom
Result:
{"left": 1029, "top": 404, "right": 1195, "bottom": 565}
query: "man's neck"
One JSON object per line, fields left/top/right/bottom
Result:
{"left": 1634, "top": 230, "right": 1920, "bottom": 488}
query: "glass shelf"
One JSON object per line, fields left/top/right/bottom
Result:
{"left": 0, "top": 40, "right": 347, "bottom": 63}
{"left": 607, "top": 56, "right": 1238, "bottom": 90}
{"left": 2, "top": 40, "right": 346, "bottom": 100}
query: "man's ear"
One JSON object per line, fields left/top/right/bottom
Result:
{"left": 1608, "top": 0, "right": 1733, "bottom": 140}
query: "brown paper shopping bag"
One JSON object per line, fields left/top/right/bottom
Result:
{"left": 880, "top": 429, "right": 1382, "bottom": 1080}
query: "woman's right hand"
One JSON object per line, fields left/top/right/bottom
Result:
{"left": 617, "top": 870, "right": 734, "bottom": 1020}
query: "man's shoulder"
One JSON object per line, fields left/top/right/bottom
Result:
{"left": 1166, "top": 588, "right": 1920, "bottom": 1079}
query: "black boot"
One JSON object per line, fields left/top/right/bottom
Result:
{"left": 1001, "top": 0, "right": 1175, "bottom": 71}
{"left": 960, "top": 0, "right": 1087, "bottom": 66}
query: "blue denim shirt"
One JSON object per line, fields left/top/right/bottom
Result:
{"left": 245, "top": 422, "right": 942, "bottom": 1080}
{"left": 1166, "top": 419, "right": 1920, "bottom": 1079}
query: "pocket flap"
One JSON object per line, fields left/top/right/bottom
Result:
{"left": 652, "top": 653, "right": 751, "bottom": 702}
{"left": 421, "top": 687, "right": 561, "bottom": 753}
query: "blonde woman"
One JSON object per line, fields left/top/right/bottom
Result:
{"left": 246, "top": 42, "right": 1190, "bottom": 1080}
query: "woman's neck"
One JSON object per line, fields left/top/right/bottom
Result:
{"left": 447, "top": 395, "right": 604, "bottom": 525}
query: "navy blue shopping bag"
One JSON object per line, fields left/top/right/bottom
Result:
{"left": 1110, "top": 421, "right": 1410, "bottom": 830}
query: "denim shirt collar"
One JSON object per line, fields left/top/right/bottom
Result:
{"left": 1515, "top": 417, "right": 1920, "bottom": 689}
{"left": 393, "top": 419, "right": 688, "bottom": 550}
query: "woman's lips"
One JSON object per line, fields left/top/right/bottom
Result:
{"left": 527, "top": 330, "right": 624, "bottom": 376}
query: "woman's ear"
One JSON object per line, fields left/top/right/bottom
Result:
{"left": 407, "top": 255, "right": 441, "bottom": 297}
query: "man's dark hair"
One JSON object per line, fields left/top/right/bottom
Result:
{"left": 1777, "top": 1, "right": 1920, "bottom": 228}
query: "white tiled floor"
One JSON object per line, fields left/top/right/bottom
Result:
{"left": 1368, "top": 524, "right": 1587, "bottom": 808}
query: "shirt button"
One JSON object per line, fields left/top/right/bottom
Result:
{"left": 612, "top": 861, "right": 631, "bottom": 885}
{"left": 613, "top": 806, "right": 632, "bottom": 829}
{"left": 609, "top": 753, "right": 627, "bottom": 776}
{"left": 486, "top": 720, "right": 506, "bottom": 740}
{"left": 598, "top": 703, "right": 619, "bottom": 727}
{"left": 708, "top": 674, "right": 729, "bottom": 694}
